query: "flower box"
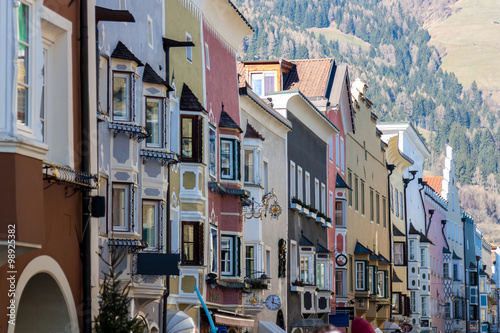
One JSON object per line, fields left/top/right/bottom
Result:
{"left": 316, "top": 216, "right": 325, "bottom": 224}
{"left": 300, "top": 207, "right": 309, "bottom": 215}
{"left": 290, "top": 203, "right": 302, "bottom": 211}
{"left": 307, "top": 211, "right": 317, "bottom": 219}
{"left": 290, "top": 285, "right": 304, "bottom": 292}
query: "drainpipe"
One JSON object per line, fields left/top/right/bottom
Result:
{"left": 80, "top": 0, "right": 92, "bottom": 331}
{"left": 162, "top": 161, "right": 172, "bottom": 333}
{"left": 403, "top": 170, "right": 417, "bottom": 293}
{"left": 387, "top": 164, "right": 395, "bottom": 321}
{"left": 462, "top": 216, "right": 469, "bottom": 332}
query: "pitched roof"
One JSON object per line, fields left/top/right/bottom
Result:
{"left": 452, "top": 250, "right": 462, "bottom": 260}
{"left": 393, "top": 225, "right": 406, "bottom": 237}
{"left": 469, "top": 262, "right": 477, "bottom": 269}
{"left": 443, "top": 247, "right": 451, "bottom": 254}
{"left": 424, "top": 177, "right": 443, "bottom": 194}
{"left": 142, "top": 63, "right": 172, "bottom": 90}
{"left": 393, "top": 269, "right": 403, "bottom": 283}
{"left": 237, "top": 62, "right": 247, "bottom": 88}
{"left": 316, "top": 242, "right": 331, "bottom": 254}
{"left": 283, "top": 58, "right": 334, "bottom": 97}
{"left": 378, "top": 253, "right": 390, "bottom": 264}
{"left": 299, "top": 235, "right": 315, "bottom": 247}
{"left": 409, "top": 223, "right": 420, "bottom": 235}
{"left": 354, "top": 241, "right": 372, "bottom": 254}
{"left": 420, "top": 234, "right": 433, "bottom": 244}
{"left": 180, "top": 84, "right": 206, "bottom": 113}
{"left": 244, "top": 122, "right": 265, "bottom": 141}
{"left": 336, "top": 174, "right": 349, "bottom": 189}
{"left": 219, "top": 106, "right": 242, "bottom": 133}
{"left": 111, "top": 41, "right": 144, "bottom": 66}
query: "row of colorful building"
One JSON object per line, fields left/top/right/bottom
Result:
{"left": 1, "top": 0, "right": 500, "bottom": 333}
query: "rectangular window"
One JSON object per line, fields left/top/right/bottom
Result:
{"left": 409, "top": 240, "right": 415, "bottom": 261}
{"left": 142, "top": 201, "right": 159, "bottom": 248}
{"left": 360, "top": 181, "right": 365, "bottom": 215}
{"left": 400, "top": 192, "right": 404, "bottom": 220}
{"left": 263, "top": 161, "right": 269, "bottom": 193}
{"left": 112, "top": 184, "right": 130, "bottom": 231}
{"left": 317, "top": 261, "right": 326, "bottom": 289}
{"left": 370, "top": 188, "right": 374, "bottom": 222}
{"left": 221, "top": 236, "right": 234, "bottom": 275}
{"left": 305, "top": 173, "right": 311, "bottom": 206}
{"left": 290, "top": 241, "right": 297, "bottom": 282}
{"left": 250, "top": 72, "right": 277, "bottom": 97}
{"left": 147, "top": 17, "right": 153, "bottom": 48}
{"left": 335, "top": 201, "right": 343, "bottom": 226}
{"left": 244, "top": 149, "right": 254, "bottom": 184}
{"left": 443, "top": 263, "right": 449, "bottom": 279}
{"left": 340, "top": 137, "right": 344, "bottom": 173}
{"left": 453, "top": 264, "right": 459, "bottom": 280}
{"left": 391, "top": 185, "right": 394, "bottom": 212}
{"left": 335, "top": 134, "right": 340, "bottom": 168}
{"left": 348, "top": 171, "right": 352, "bottom": 206}
{"left": 392, "top": 293, "right": 401, "bottom": 314}
{"left": 481, "top": 308, "right": 486, "bottom": 322}
{"left": 410, "top": 291, "right": 416, "bottom": 314}
{"left": 376, "top": 193, "right": 380, "bottom": 224}
{"left": 210, "top": 228, "right": 218, "bottom": 273}
{"left": 300, "top": 255, "right": 310, "bottom": 283}
{"left": 329, "top": 136, "right": 333, "bottom": 162}
{"left": 181, "top": 115, "right": 203, "bottom": 162}
{"left": 444, "top": 303, "right": 451, "bottom": 318}
{"left": 290, "top": 161, "right": 296, "bottom": 199}
{"left": 354, "top": 176, "right": 359, "bottom": 211}
{"left": 17, "top": 3, "right": 30, "bottom": 126}
{"left": 145, "top": 97, "right": 164, "bottom": 147}
{"left": 394, "top": 243, "right": 405, "bottom": 266}
{"left": 41, "top": 49, "right": 47, "bottom": 141}
{"left": 245, "top": 245, "right": 255, "bottom": 278}
{"left": 336, "top": 270, "right": 344, "bottom": 296}
{"left": 395, "top": 188, "right": 399, "bottom": 217}
{"left": 422, "top": 296, "right": 428, "bottom": 317}
{"left": 329, "top": 191, "right": 334, "bottom": 221}
{"left": 205, "top": 43, "right": 210, "bottom": 69}
{"left": 186, "top": 33, "right": 192, "bottom": 62}
{"left": 266, "top": 250, "right": 271, "bottom": 276}
{"left": 221, "top": 138, "right": 240, "bottom": 180}
{"left": 182, "top": 222, "right": 202, "bottom": 265}
{"left": 421, "top": 248, "right": 427, "bottom": 267}
{"left": 209, "top": 126, "right": 216, "bottom": 178}
{"left": 349, "top": 256, "right": 353, "bottom": 292}
{"left": 378, "top": 270, "right": 385, "bottom": 297}
{"left": 297, "top": 167, "right": 303, "bottom": 201}
{"left": 113, "top": 72, "right": 132, "bottom": 121}
{"left": 368, "top": 266, "right": 374, "bottom": 294}
{"left": 355, "top": 261, "right": 365, "bottom": 290}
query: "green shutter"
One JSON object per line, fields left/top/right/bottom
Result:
{"left": 364, "top": 261, "right": 370, "bottom": 291}
{"left": 235, "top": 140, "right": 241, "bottom": 181}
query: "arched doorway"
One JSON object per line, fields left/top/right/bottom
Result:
{"left": 15, "top": 272, "right": 72, "bottom": 332}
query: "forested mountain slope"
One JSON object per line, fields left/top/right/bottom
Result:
{"left": 235, "top": 0, "right": 500, "bottom": 242}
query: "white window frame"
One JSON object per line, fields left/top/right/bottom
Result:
{"left": 321, "top": 183, "right": 326, "bottom": 214}
{"left": 244, "top": 147, "right": 261, "bottom": 185}
{"left": 316, "top": 257, "right": 330, "bottom": 290}
{"left": 112, "top": 71, "right": 133, "bottom": 121}
{"left": 185, "top": 32, "right": 192, "bottom": 62}
{"left": 395, "top": 188, "right": 399, "bottom": 217}
{"left": 290, "top": 240, "right": 298, "bottom": 282}
{"left": 336, "top": 270, "right": 346, "bottom": 297}
{"left": 112, "top": 183, "right": 131, "bottom": 232}
{"left": 410, "top": 291, "right": 417, "bottom": 314}
{"left": 329, "top": 191, "right": 334, "bottom": 221}
{"left": 299, "top": 248, "right": 315, "bottom": 284}
{"left": 209, "top": 125, "right": 217, "bottom": 179}
{"left": 422, "top": 296, "right": 428, "bottom": 317}
{"left": 443, "top": 263, "right": 449, "bottom": 279}
{"left": 221, "top": 236, "right": 234, "bottom": 276}
{"left": 409, "top": 240, "right": 415, "bottom": 261}
{"left": 329, "top": 136, "right": 333, "bottom": 163}
{"left": 400, "top": 192, "right": 403, "bottom": 219}
{"left": 205, "top": 43, "right": 210, "bottom": 69}
{"left": 377, "top": 270, "right": 385, "bottom": 297}
{"left": 245, "top": 244, "right": 256, "bottom": 278}
{"left": 142, "top": 200, "right": 160, "bottom": 249}
{"left": 220, "top": 138, "right": 235, "bottom": 180}
{"left": 335, "top": 134, "right": 340, "bottom": 168}
{"left": 210, "top": 227, "right": 218, "bottom": 273}
{"left": 314, "top": 178, "right": 319, "bottom": 209}
{"left": 16, "top": 2, "right": 32, "bottom": 130}
{"left": 290, "top": 161, "right": 296, "bottom": 199}
{"left": 340, "top": 136, "right": 345, "bottom": 173}
{"left": 394, "top": 242, "right": 405, "bottom": 266}
{"left": 145, "top": 96, "right": 164, "bottom": 148}
{"left": 250, "top": 71, "right": 277, "bottom": 97}
{"left": 297, "top": 166, "right": 303, "bottom": 202}
{"left": 305, "top": 172, "right": 311, "bottom": 206}
{"left": 355, "top": 261, "right": 366, "bottom": 291}
{"left": 420, "top": 247, "right": 427, "bottom": 267}
{"left": 147, "top": 16, "right": 153, "bottom": 49}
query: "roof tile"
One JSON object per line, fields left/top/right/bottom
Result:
{"left": 424, "top": 177, "right": 443, "bottom": 194}
{"left": 219, "top": 105, "right": 242, "bottom": 132}
{"left": 111, "top": 41, "right": 144, "bottom": 66}
{"left": 180, "top": 83, "right": 206, "bottom": 112}
{"left": 142, "top": 63, "right": 172, "bottom": 90}
{"left": 284, "top": 58, "right": 333, "bottom": 97}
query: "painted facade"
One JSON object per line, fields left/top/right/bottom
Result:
{"left": 346, "top": 79, "right": 391, "bottom": 329}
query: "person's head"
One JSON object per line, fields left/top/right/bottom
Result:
{"left": 310, "top": 324, "right": 341, "bottom": 333}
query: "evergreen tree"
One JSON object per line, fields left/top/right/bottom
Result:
{"left": 94, "top": 249, "right": 148, "bottom": 333}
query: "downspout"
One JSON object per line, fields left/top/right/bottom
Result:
{"left": 417, "top": 179, "right": 428, "bottom": 234}
{"left": 162, "top": 161, "right": 172, "bottom": 333}
{"left": 441, "top": 220, "right": 449, "bottom": 251}
{"left": 462, "top": 216, "right": 469, "bottom": 331}
{"left": 403, "top": 170, "right": 417, "bottom": 293}
{"left": 80, "top": 0, "right": 92, "bottom": 331}
{"left": 387, "top": 164, "right": 395, "bottom": 321}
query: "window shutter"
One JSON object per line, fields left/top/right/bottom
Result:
{"left": 198, "top": 223, "right": 204, "bottom": 265}
{"left": 235, "top": 237, "right": 241, "bottom": 276}
{"left": 235, "top": 140, "right": 241, "bottom": 181}
{"left": 384, "top": 270, "right": 388, "bottom": 298}
{"left": 364, "top": 261, "right": 369, "bottom": 291}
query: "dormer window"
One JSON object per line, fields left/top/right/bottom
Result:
{"left": 250, "top": 72, "right": 277, "bottom": 97}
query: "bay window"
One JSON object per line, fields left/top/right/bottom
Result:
{"left": 409, "top": 240, "right": 415, "bottom": 261}
{"left": 300, "top": 255, "right": 310, "bottom": 283}
{"left": 210, "top": 227, "right": 218, "bottom": 273}
{"left": 181, "top": 115, "right": 203, "bottom": 162}
{"left": 422, "top": 296, "right": 428, "bottom": 317}
{"left": 394, "top": 242, "right": 405, "bottom": 266}
{"left": 112, "top": 183, "right": 133, "bottom": 232}
{"left": 182, "top": 221, "right": 203, "bottom": 265}
{"left": 336, "top": 270, "right": 345, "bottom": 296}
{"left": 221, "top": 138, "right": 240, "bottom": 180}
{"left": 142, "top": 200, "right": 159, "bottom": 249}
{"left": 209, "top": 126, "right": 217, "bottom": 178}
{"left": 113, "top": 72, "right": 133, "bottom": 121}
{"left": 410, "top": 291, "right": 417, "bottom": 314}
{"left": 221, "top": 235, "right": 241, "bottom": 276}
{"left": 316, "top": 256, "right": 331, "bottom": 290}
{"left": 245, "top": 245, "right": 256, "bottom": 278}
{"left": 145, "top": 97, "right": 164, "bottom": 147}
{"left": 17, "top": 3, "right": 30, "bottom": 126}
{"left": 355, "top": 261, "right": 366, "bottom": 291}
{"left": 299, "top": 248, "right": 315, "bottom": 284}
{"left": 377, "top": 270, "right": 387, "bottom": 298}
{"left": 244, "top": 147, "right": 261, "bottom": 185}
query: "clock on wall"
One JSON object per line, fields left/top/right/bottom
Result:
{"left": 265, "top": 295, "right": 281, "bottom": 310}
{"left": 336, "top": 254, "right": 348, "bottom": 267}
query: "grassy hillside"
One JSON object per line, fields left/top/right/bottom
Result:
{"left": 426, "top": 0, "right": 500, "bottom": 104}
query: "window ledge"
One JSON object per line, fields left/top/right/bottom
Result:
{"left": 0, "top": 135, "right": 49, "bottom": 161}
{"left": 109, "top": 121, "right": 148, "bottom": 141}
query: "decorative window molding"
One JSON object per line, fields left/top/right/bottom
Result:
{"left": 108, "top": 121, "right": 148, "bottom": 141}
{"left": 140, "top": 148, "right": 178, "bottom": 166}
{"left": 112, "top": 71, "right": 135, "bottom": 122}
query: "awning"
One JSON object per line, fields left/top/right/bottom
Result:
{"left": 214, "top": 313, "right": 254, "bottom": 328}
{"left": 259, "top": 321, "right": 286, "bottom": 333}
{"left": 166, "top": 310, "right": 197, "bottom": 333}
